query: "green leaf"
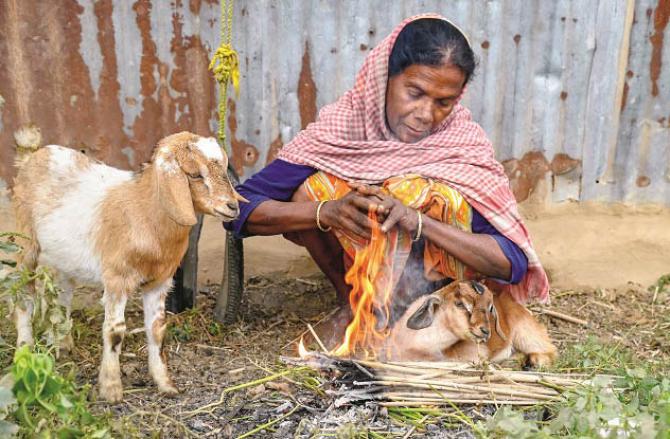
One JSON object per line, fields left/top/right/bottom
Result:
{"left": 0, "top": 241, "right": 20, "bottom": 254}
{"left": 42, "top": 377, "right": 62, "bottom": 398}
{"left": 58, "top": 394, "right": 73, "bottom": 410}
{"left": 56, "top": 426, "right": 84, "bottom": 439}
{"left": 89, "top": 428, "right": 110, "bottom": 438}
{"left": 37, "top": 397, "right": 58, "bottom": 413}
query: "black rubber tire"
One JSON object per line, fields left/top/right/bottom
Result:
{"left": 215, "top": 165, "right": 245, "bottom": 324}
{"left": 215, "top": 232, "right": 244, "bottom": 324}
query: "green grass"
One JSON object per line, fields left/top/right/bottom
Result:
{"left": 481, "top": 368, "right": 670, "bottom": 438}
{"left": 554, "top": 335, "right": 636, "bottom": 373}
{"left": 480, "top": 275, "right": 670, "bottom": 438}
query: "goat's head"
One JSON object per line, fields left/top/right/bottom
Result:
{"left": 405, "top": 280, "right": 505, "bottom": 343}
{"left": 152, "top": 132, "right": 248, "bottom": 226}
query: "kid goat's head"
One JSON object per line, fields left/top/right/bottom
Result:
{"left": 405, "top": 280, "right": 506, "bottom": 343}
{"left": 153, "top": 131, "right": 248, "bottom": 226}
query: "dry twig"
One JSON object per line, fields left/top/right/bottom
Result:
{"left": 531, "top": 307, "right": 589, "bottom": 326}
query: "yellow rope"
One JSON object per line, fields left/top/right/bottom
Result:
{"left": 209, "top": 0, "right": 239, "bottom": 152}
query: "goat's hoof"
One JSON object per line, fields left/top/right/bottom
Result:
{"left": 525, "top": 352, "right": 555, "bottom": 369}
{"left": 99, "top": 381, "right": 124, "bottom": 403}
{"left": 57, "top": 335, "right": 74, "bottom": 357}
{"left": 16, "top": 338, "right": 34, "bottom": 349}
{"left": 158, "top": 383, "right": 180, "bottom": 396}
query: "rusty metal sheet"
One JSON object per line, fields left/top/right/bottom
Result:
{"left": 0, "top": 0, "right": 668, "bottom": 205}
{"left": 0, "top": 0, "right": 220, "bottom": 183}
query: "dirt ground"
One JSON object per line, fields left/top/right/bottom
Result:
{"left": 1, "top": 267, "right": 667, "bottom": 437}
{"left": 0, "top": 197, "right": 669, "bottom": 437}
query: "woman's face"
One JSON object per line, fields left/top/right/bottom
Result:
{"left": 385, "top": 63, "right": 466, "bottom": 143}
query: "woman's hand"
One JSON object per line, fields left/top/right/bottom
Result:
{"left": 319, "top": 190, "right": 388, "bottom": 240}
{"left": 378, "top": 197, "right": 420, "bottom": 236}
{"left": 350, "top": 184, "right": 420, "bottom": 237}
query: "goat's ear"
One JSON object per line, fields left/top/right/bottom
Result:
{"left": 491, "top": 304, "right": 507, "bottom": 341}
{"left": 406, "top": 296, "right": 442, "bottom": 330}
{"left": 471, "top": 281, "right": 485, "bottom": 294}
{"left": 157, "top": 167, "right": 197, "bottom": 226}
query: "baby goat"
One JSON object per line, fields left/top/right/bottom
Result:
{"left": 386, "top": 281, "right": 557, "bottom": 367}
{"left": 12, "top": 131, "right": 246, "bottom": 403}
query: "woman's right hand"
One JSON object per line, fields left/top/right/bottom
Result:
{"left": 319, "top": 190, "right": 387, "bottom": 240}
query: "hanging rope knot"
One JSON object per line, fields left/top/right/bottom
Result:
{"left": 212, "top": 0, "right": 237, "bottom": 149}
{"left": 209, "top": 44, "right": 240, "bottom": 95}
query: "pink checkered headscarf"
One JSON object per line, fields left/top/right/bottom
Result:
{"left": 278, "top": 14, "right": 549, "bottom": 303}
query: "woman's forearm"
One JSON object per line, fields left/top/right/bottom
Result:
{"left": 421, "top": 214, "right": 511, "bottom": 280}
{"left": 245, "top": 200, "right": 319, "bottom": 235}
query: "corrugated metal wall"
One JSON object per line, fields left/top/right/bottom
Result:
{"left": 0, "top": 0, "right": 668, "bottom": 204}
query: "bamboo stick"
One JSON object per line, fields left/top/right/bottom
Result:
{"left": 373, "top": 374, "right": 560, "bottom": 396}
{"left": 354, "top": 379, "right": 557, "bottom": 401}
{"left": 380, "top": 399, "right": 543, "bottom": 407}
{"left": 384, "top": 391, "right": 553, "bottom": 402}
{"left": 281, "top": 353, "right": 618, "bottom": 409}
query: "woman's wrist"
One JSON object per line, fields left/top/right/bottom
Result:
{"left": 315, "top": 200, "right": 332, "bottom": 232}
{"left": 412, "top": 210, "right": 423, "bottom": 241}
{"left": 398, "top": 206, "right": 422, "bottom": 238}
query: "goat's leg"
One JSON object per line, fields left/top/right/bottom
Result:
{"left": 13, "top": 223, "right": 39, "bottom": 347}
{"left": 510, "top": 310, "right": 558, "bottom": 368}
{"left": 142, "top": 280, "right": 178, "bottom": 395}
{"left": 55, "top": 275, "right": 75, "bottom": 355}
{"left": 443, "top": 340, "right": 489, "bottom": 363}
{"left": 13, "top": 295, "right": 34, "bottom": 347}
{"left": 98, "top": 288, "right": 128, "bottom": 403}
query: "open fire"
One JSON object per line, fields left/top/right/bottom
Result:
{"left": 331, "top": 210, "right": 396, "bottom": 359}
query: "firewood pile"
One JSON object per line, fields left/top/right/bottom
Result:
{"left": 282, "top": 350, "right": 618, "bottom": 408}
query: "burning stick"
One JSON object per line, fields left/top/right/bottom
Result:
{"left": 283, "top": 349, "right": 619, "bottom": 408}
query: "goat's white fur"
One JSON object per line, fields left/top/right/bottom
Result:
{"left": 194, "top": 137, "right": 224, "bottom": 160}
{"left": 142, "top": 280, "right": 175, "bottom": 393}
{"left": 37, "top": 146, "right": 132, "bottom": 284}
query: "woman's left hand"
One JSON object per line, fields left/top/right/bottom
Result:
{"left": 350, "top": 183, "right": 420, "bottom": 236}
{"left": 378, "top": 197, "right": 420, "bottom": 235}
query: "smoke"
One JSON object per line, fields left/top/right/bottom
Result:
{"left": 383, "top": 238, "right": 451, "bottom": 329}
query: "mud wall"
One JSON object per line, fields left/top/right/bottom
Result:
{"left": 0, "top": 0, "right": 668, "bottom": 205}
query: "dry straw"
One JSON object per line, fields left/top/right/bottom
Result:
{"left": 283, "top": 351, "right": 618, "bottom": 407}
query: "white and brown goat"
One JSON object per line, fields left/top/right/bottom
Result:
{"left": 12, "top": 131, "right": 246, "bottom": 402}
{"left": 386, "top": 281, "right": 557, "bottom": 367}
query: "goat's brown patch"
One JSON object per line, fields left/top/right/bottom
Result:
{"left": 110, "top": 333, "right": 123, "bottom": 353}
{"left": 152, "top": 316, "right": 166, "bottom": 343}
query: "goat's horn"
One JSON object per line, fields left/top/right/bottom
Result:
{"left": 234, "top": 191, "right": 249, "bottom": 203}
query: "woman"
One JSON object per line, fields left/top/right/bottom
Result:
{"left": 225, "top": 14, "right": 548, "bottom": 348}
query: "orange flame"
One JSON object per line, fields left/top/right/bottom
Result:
{"left": 332, "top": 210, "right": 394, "bottom": 359}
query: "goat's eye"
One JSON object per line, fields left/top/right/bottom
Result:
{"left": 187, "top": 173, "right": 203, "bottom": 180}
{"left": 456, "top": 301, "right": 465, "bottom": 309}
{"left": 488, "top": 304, "right": 494, "bottom": 313}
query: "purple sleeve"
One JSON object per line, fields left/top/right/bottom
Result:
{"left": 223, "top": 160, "right": 317, "bottom": 238}
{"left": 471, "top": 210, "right": 528, "bottom": 284}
